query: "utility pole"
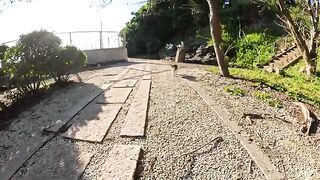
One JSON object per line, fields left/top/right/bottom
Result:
{"left": 100, "top": 21, "right": 103, "bottom": 49}
{"left": 69, "top": 32, "right": 72, "bottom": 45}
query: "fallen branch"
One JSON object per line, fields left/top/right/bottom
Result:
{"left": 179, "top": 136, "right": 223, "bottom": 157}
{"left": 248, "top": 160, "right": 253, "bottom": 174}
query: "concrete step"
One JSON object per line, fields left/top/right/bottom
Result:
{"left": 273, "top": 61, "right": 285, "bottom": 67}
{"left": 264, "top": 66, "right": 274, "bottom": 72}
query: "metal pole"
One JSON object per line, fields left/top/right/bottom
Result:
{"left": 108, "top": 37, "right": 110, "bottom": 48}
{"left": 118, "top": 35, "right": 120, "bottom": 47}
{"left": 69, "top": 32, "right": 72, "bottom": 45}
{"left": 100, "top": 22, "right": 103, "bottom": 49}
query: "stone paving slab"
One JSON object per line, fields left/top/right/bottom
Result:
{"left": 0, "top": 69, "right": 127, "bottom": 180}
{"left": 63, "top": 104, "right": 122, "bottom": 142}
{"left": 142, "top": 74, "right": 151, "bottom": 80}
{"left": 0, "top": 82, "right": 111, "bottom": 179}
{"left": 110, "top": 69, "right": 129, "bottom": 82}
{"left": 144, "top": 64, "right": 151, "bottom": 72}
{"left": 96, "top": 88, "right": 132, "bottom": 104}
{"left": 142, "top": 64, "right": 151, "bottom": 80}
{"left": 45, "top": 85, "right": 106, "bottom": 133}
{"left": 0, "top": 134, "right": 54, "bottom": 180}
{"left": 20, "top": 143, "right": 93, "bottom": 180}
{"left": 98, "top": 145, "right": 141, "bottom": 180}
{"left": 113, "top": 79, "right": 138, "bottom": 88}
{"left": 100, "top": 83, "right": 112, "bottom": 90}
{"left": 124, "top": 69, "right": 145, "bottom": 79}
{"left": 120, "top": 80, "right": 151, "bottom": 137}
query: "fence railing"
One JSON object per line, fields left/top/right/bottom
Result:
{"left": 1, "top": 30, "right": 126, "bottom": 50}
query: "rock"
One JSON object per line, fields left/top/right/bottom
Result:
{"left": 185, "top": 45, "right": 199, "bottom": 54}
{"left": 175, "top": 41, "right": 186, "bottom": 63}
{"left": 195, "top": 45, "right": 214, "bottom": 57}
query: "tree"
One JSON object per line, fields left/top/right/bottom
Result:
{"left": 207, "top": 0, "right": 229, "bottom": 77}
{"left": 276, "top": 0, "right": 319, "bottom": 77}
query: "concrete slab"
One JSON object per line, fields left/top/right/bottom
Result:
{"left": 46, "top": 69, "right": 129, "bottom": 133}
{"left": 120, "top": 80, "right": 151, "bottom": 137}
{"left": 123, "top": 70, "right": 144, "bottom": 79}
{"left": 98, "top": 145, "right": 141, "bottom": 180}
{"left": 63, "top": 104, "right": 122, "bottom": 142}
{"left": 96, "top": 88, "right": 132, "bottom": 104}
{"left": 142, "top": 65, "right": 151, "bottom": 80}
{"left": 110, "top": 69, "right": 129, "bottom": 82}
{"left": 100, "top": 83, "right": 112, "bottom": 90}
{"left": 20, "top": 143, "right": 93, "bottom": 180}
{"left": 0, "top": 70, "right": 127, "bottom": 180}
{"left": 113, "top": 79, "right": 137, "bottom": 88}
{"left": 0, "top": 134, "right": 54, "bottom": 180}
{"left": 142, "top": 74, "right": 151, "bottom": 80}
{"left": 144, "top": 64, "right": 151, "bottom": 72}
{"left": 45, "top": 86, "right": 105, "bottom": 133}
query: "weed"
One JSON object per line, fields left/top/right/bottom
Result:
{"left": 210, "top": 60, "right": 320, "bottom": 107}
{"left": 223, "top": 85, "right": 246, "bottom": 96}
{"left": 253, "top": 91, "right": 283, "bottom": 109}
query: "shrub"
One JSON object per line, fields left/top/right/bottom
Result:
{"left": 50, "top": 46, "right": 87, "bottom": 83}
{"left": 3, "top": 30, "right": 61, "bottom": 96}
{"left": 231, "top": 33, "right": 276, "bottom": 69}
{"left": 0, "top": 45, "right": 8, "bottom": 60}
{"left": 0, "top": 45, "right": 9, "bottom": 87}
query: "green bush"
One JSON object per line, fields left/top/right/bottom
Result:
{"left": 0, "top": 45, "right": 8, "bottom": 60}
{"left": 0, "top": 45, "right": 9, "bottom": 87}
{"left": 50, "top": 46, "right": 87, "bottom": 83}
{"left": 3, "top": 30, "right": 61, "bottom": 96}
{"left": 231, "top": 33, "right": 276, "bottom": 69}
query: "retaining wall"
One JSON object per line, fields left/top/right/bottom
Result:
{"left": 84, "top": 47, "right": 128, "bottom": 65}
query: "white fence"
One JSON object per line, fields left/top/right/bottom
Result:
{"left": 1, "top": 30, "right": 125, "bottom": 50}
{"left": 1, "top": 30, "right": 128, "bottom": 66}
{"left": 54, "top": 31, "right": 125, "bottom": 50}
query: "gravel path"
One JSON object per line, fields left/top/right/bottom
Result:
{"left": 138, "top": 63, "right": 264, "bottom": 179}
{"left": 8, "top": 59, "right": 317, "bottom": 179}
{"left": 182, "top": 68, "right": 320, "bottom": 179}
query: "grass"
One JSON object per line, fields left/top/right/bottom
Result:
{"left": 252, "top": 91, "right": 283, "bottom": 109}
{"left": 223, "top": 84, "right": 246, "bottom": 96}
{"left": 210, "top": 60, "right": 320, "bottom": 107}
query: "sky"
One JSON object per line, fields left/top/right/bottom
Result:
{"left": 0, "top": 0, "right": 144, "bottom": 49}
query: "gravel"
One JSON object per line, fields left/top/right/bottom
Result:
{"left": 2, "top": 60, "right": 273, "bottom": 179}
{"left": 137, "top": 63, "right": 264, "bottom": 179}
{"left": 187, "top": 68, "right": 320, "bottom": 179}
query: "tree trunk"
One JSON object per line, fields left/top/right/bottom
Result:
{"left": 276, "top": 0, "right": 317, "bottom": 76}
{"left": 207, "top": 0, "right": 229, "bottom": 77}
